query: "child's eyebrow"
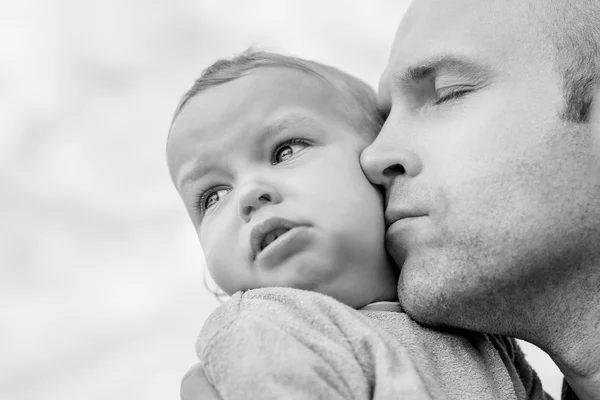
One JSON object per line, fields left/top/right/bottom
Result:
{"left": 178, "top": 160, "right": 217, "bottom": 189}
{"left": 177, "top": 113, "right": 320, "bottom": 188}
{"left": 263, "top": 114, "right": 319, "bottom": 138}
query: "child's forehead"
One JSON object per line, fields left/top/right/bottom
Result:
{"left": 168, "top": 106, "right": 334, "bottom": 189}
{"left": 178, "top": 108, "right": 327, "bottom": 158}
{"left": 167, "top": 68, "right": 367, "bottom": 186}
{"left": 172, "top": 100, "right": 326, "bottom": 148}
{"left": 170, "top": 69, "right": 348, "bottom": 144}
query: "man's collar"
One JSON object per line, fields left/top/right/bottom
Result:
{"left": 360, "top": 301, "right": 403, "bottom": 313}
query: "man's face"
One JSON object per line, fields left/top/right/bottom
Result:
{"left": 167, "top": 68, "right": 396, "bottom": 308}
{"left": 361, "top": 0, "right": 600, "bottom": 331}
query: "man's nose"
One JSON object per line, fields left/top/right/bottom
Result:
{"left": 360, "top": 126, "right": 422, "bottom": 190}
{"left": 237, "top": 182, "right": 281, "bottom": 222}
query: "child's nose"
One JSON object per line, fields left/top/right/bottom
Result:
{"left": 237, "top": 183, "right": 281, "bottom": 222}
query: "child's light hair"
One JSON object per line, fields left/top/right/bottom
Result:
{"left": 168, "top": 49, "right": 384, "bottom": 141}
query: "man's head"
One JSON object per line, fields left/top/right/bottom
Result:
{"left": 361, "top": 0, "right": 600, "bottom": 340}
{"left": 167, "top": 51, "right": 397, "bottom": 308}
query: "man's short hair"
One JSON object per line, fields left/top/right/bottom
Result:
{"left": 170, "top": 49, "right": 383, "bottom": 138}
{"left": 535, "top": 0, "right": 600, "bottom": 123}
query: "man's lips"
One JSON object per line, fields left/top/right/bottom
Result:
{"left": 250, "top": 217, "right": 308, "bottom": 260}
{"left": 385, "top": 208, "right": 428, "bottom": 229}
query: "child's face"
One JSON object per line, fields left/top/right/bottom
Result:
{"left": 167, "top": 67, "right": 396, "bottom": 307}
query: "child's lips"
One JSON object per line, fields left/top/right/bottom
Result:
{"left": 250, "top": 217, "right": 310, "bottom": 261}
{"left": 254, "top": 226, "right": 312, "bottom": 266}
{"left": 260, "top": 227, "right": 290, "bottom": 252}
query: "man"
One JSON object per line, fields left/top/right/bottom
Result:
{"left": 360, "top": 0, "right": 600, "bottom": 399}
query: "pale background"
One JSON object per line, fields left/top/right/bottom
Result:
{"left": 1, "top": 1, "right": 563, "bottom": 399}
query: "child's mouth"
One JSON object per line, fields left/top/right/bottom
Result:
{"left": 259, "top": 228, "right": 290, "bottom": 252}
{"left": 250, "top": 217, "right": 311, "bottom": 262}
{"left": 254, "top": 225, "right": 312, "bottom": 265}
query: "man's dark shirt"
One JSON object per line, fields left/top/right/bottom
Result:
{"left": 562, "top": 379, "right": 580, "bottom": 400}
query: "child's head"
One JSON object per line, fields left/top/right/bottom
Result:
{"left": 167, "top": 50, "right": 397, "bottom": 308}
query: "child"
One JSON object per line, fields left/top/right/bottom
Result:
{"left": 167, "top": 50, "right": 550, "bottom": 400}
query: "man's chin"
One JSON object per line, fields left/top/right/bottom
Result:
{"left": 397, "top": 267, "right": 496, "bottom": 334}
{"left": 397, "top": 277, "right": 441, "bottom": 327}
{"left": 398, "top": 290, "right": 462, "bottom": 330}
{"left": 396, "top": 254, "right": 462, "bottom": 329}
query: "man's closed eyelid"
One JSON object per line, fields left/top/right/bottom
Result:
{"left": 436, "top": 86, "right": 472, "bottom": 96}
{"left": 434, "top": 83, "right": 483, "bottom": 104}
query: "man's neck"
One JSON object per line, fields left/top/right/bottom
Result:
{"left": 533, "top": 258, "right": 600, "bottom": 400}
{"left": 551, "top": 317, "right": 600, "bottom": 400}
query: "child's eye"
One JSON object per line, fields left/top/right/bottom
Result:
{"left": 197, "top": 187, "right": 229, "bottom": 212}
{"left": 272, "top": 139, "right": 310, "bottom": 165}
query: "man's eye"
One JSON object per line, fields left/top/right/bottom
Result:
{"left": 434, "top": 89, "right": 472, "bottom": 105}
{"left": 199, "top": 188, "right": 228, "bottom": 211}
{"left": 272, "top": 139, "right": 310, "bottom": 165}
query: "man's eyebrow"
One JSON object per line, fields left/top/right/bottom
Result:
{"left": 397, "top": 55, "right": 491, "bottom": 86}
{"left": 177, "top": 113, "right": 319, "bottom": 188}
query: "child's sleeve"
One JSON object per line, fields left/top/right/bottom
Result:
{"left": 196, "top": 291, "right": 372, "bottom": 400}
{"left": 199, "top": 312, "right": 369, "bottom": 400}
